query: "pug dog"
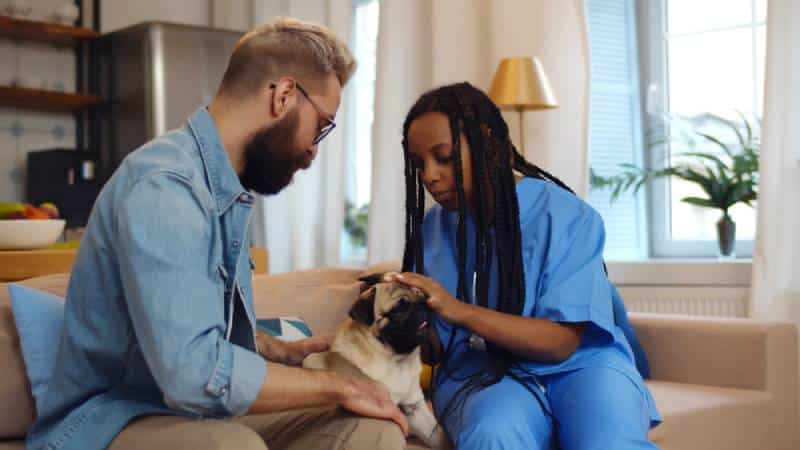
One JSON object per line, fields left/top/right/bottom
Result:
{"left": 303, "top": 272, "right": 450, "bottom": 449}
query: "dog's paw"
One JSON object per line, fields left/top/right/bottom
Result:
{"left": 425, "top": 425, "right": 453, "bottom": 450}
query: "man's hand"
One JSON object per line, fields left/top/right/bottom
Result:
{"left": 337, "top": 375, "right": 409, "bottom": 436}
{"left": 247, "top": 363, "right": 409, "bottom": 437}
{"left": 257, "top": 331, "right": 330, "bottom": 366}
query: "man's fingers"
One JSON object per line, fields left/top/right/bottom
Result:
{"left": 308, "top": 341, "right": 329, "bottom": 352}
{"left": 392, "top": 406, "right": 410, "bottom": 436}
{"left": 302, "top": 337, "right": 329, "bottom": 353}
{"left": 316, "top": 332, "right": 335, "bottom": 345}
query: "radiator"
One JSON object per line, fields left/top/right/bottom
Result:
{"left": 617, "top": 286, "right": 749, "bottom": 318}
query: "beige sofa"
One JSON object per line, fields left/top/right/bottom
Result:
{"left": 1, "top": 269, "right": 798, "bottom": 450}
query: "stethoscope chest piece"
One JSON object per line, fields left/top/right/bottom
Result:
{"left": 468, "top": 333, "right": 487, "bottom": 351}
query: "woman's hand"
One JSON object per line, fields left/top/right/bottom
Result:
{"left": 393, "top": 273, "right": 585, "bottom": 363}
{"left": 393, "top": 272, "right": 471, "bottom": 325}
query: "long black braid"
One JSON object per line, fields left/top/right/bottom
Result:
{"left": 401, "top": 82, "right": 578, "bottom": 436}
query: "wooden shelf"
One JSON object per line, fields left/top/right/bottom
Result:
{"left": 0, "top": 15, "right": 99, "bottom": 45}
{"left": 0, "top": 85, "right": 102, "bottom": 111}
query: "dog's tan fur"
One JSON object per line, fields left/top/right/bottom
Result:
{"left": 303, "top": 273, "right": 450, "bottom": 449}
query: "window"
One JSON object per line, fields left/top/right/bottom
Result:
{"left": 586, "top": 0, "right": 648, "bottom": 260}
{"left": 341, "top": 0, "right": 379, "bottom": 264}
{"left": 642, "top": 0, "right": 765, "bottom": 258}
{"left": 588, "top": 0, "right": 765, "bottom": 259}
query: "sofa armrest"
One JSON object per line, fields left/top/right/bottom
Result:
{"left": 630, "top": 312, "right": 798, "bottom": 393}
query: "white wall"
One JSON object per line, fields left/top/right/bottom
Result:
{"left": 100, "top": 0, "right": 211, "bottom": 33}
{"left": 487, "top": 0, "right": 591, "bottom": 196}
{"left": 100, "top": 0, "right": 256, "bottom": 33}
{"left": 429, "top": 0, "right": 490, "bottom": 87}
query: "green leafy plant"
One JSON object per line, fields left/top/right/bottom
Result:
{"left": 344, "top": 201, "right": 369, "bottom": 248}
{"left": 590, "top": 112, "right": 759, "bottom": 218}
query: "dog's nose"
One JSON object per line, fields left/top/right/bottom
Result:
{"left": 389, "top": 281, "right": 405, "bottom": 295}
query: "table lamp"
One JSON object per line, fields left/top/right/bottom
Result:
{"left": 488, "top": 57, "right": 557, "bottom": 153}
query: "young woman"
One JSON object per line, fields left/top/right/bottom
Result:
{"left": 393, "top": 83, "right": 661, "bottom": 449}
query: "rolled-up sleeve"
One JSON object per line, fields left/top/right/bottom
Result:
{"left": 115, "top": 171, "right": 266, "bottom": 416}
{"left": 533, "top": 207, "right": 615, "bottom": 337}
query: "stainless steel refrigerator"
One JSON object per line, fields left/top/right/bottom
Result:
{"left": 98, "top": 22, "right": 242, "bottom": 174}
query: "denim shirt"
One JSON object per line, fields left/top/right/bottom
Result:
{"left": 26, "top": 107, "right": 267, "bottom": 450}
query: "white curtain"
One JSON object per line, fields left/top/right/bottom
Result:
{"left": 367, "top": 0, "right": 591, "bottom": 265}
{"left": 750, "top": 0, "right": 800, "bottom": 324}
{"left": 366, "top": 0, "right": 431, "bottom": 266}
{"left": 252, "top": 0, "right": 352, "bottom": 273}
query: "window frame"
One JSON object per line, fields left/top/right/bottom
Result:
{"left": 586, "top": 0, "right": 650, "bottom": 261}
{"left": 638, "top": 0, "right": 762, "bottom": 258}
{"left": 340, "top": 0, "right": 379, "bottom": 265}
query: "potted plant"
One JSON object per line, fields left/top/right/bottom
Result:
{"left": 590, "top": 113, "right": 759, "bottom": 258}
{"left": 344, "top": 200, "right": 369, "bottom": 249}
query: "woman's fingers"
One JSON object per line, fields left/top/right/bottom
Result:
{"left": 394, "top": 272, "right": 432, "bottom": 291}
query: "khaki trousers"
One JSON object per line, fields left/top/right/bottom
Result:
{"left": 107, "top": 406, "right": 407, "bottom": 450}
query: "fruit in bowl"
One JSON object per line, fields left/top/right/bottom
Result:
{"left": 0, "top": 202, "right": 66, "bottom": 250}
{"left": 0, "top": 202, "right": 60, "bottom": 220}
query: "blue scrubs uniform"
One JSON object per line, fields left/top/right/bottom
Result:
{"left": 422, "top": 178, "right": 661, "bottom": 450}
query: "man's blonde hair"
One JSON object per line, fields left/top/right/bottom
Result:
{"left": 219, "top": 17, "right": 357, "bottom": 97}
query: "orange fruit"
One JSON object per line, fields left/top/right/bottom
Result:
{"left": 23, "top": 204, "right": 51, "bottom": 220}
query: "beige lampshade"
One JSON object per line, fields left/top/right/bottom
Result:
{"left": 489, "top": 57, "right": 558, "bottom": 111}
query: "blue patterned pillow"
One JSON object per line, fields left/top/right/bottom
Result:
{"left": 7, "top": 284, "right": 65, "bottom": 413}
{"left": 256, "top": 316, "right": 312, "bottom": 342}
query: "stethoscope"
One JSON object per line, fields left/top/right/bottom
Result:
{"left": 464, "top": 272, "right": 548, "bottom": 395}
{"left": 467, "top": 271, "right": 488, "bottom": 351}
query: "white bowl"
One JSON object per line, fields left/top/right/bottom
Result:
{"left": 0, "top": 219, "right": 66, "bottom": 250}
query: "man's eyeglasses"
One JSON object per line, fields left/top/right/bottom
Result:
{"left": 268, "top": 81, "right": 336, "bottom": 145}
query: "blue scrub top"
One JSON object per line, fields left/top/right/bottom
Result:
{"left": 422, "top": 177, "right": 660, "bottom": 426}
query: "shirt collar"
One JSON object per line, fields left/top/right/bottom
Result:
{"left": 187, "top": 107, "right": 253, "bottom": 215}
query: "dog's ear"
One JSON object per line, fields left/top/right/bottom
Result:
{"left": 357, "top": 272, "right": 386, "bottom": 293}
{"left": 349, "top": 287, "right": 376, "bottom": 325}
{"left": 420, "top": 322, "right": 443, "bottom": 366}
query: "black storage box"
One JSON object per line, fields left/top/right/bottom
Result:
{"left": 27, "top": 149, "right": 102, "bottom": 227}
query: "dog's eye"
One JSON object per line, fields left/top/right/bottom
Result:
{"left": 389, "top": 299, "right": 411, "bottom": 316}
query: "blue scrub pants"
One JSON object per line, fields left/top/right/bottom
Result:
{"left": 437, "top": 367, "right": 658, "bottom": 450}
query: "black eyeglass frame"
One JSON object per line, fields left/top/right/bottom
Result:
{"left": 269, "top": 81, "right": 336, "bottom": 145}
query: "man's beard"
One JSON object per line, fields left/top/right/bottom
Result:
{"left": 239, "top": 108, "right": 309, "bottom": 195}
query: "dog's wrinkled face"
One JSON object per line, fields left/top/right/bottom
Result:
{"left": 349, "top": 272, "right": 432, "bottom": 354}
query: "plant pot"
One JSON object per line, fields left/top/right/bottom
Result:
{"left": 716, "top": 214, "right": 736, "bottom": 259}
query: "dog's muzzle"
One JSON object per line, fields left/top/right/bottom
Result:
{"left": 377, "top": 300, "right": 433, "bottom": 354}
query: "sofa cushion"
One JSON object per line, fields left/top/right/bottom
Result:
{"left": 252, "top": 269, "right": 363, "bottom": 334}
{"left": 0, "top": 441, "right": 25, "bottom": 450}
{"left": 256, "top": 317, "right": 313, "bottom": 341}
{"left": 8, "top": 285, "right": 65, "bottom": 414}
{"left": 646, "top": 380, "right": 773, "bottom": 450}
{"left": 0, "top": 274, "right": 70, "bottom": 439}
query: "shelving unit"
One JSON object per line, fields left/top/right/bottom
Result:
{"left": 0, "top": 15, "right": 100, "bottom": 44}
{"left": 0, "top": 10, "right": 103, "bottom": 133}
{"left": 0, "top": 85, "right": 102, "bottom": 111}
{"left": 1, "top": 2, "right": 105, "bottom": 228}
{"left": 0, "top": 13, "right": 103, "bottom": 118}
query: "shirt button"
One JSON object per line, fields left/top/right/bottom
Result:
{"left": 239, "top": 193, "right": 253, "bottom": 203}
{"left": 220, "top": 386, "right": 228, "bottom": 395}
{"left": 232, "top": 240, "right": 240, "bottom": 248}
